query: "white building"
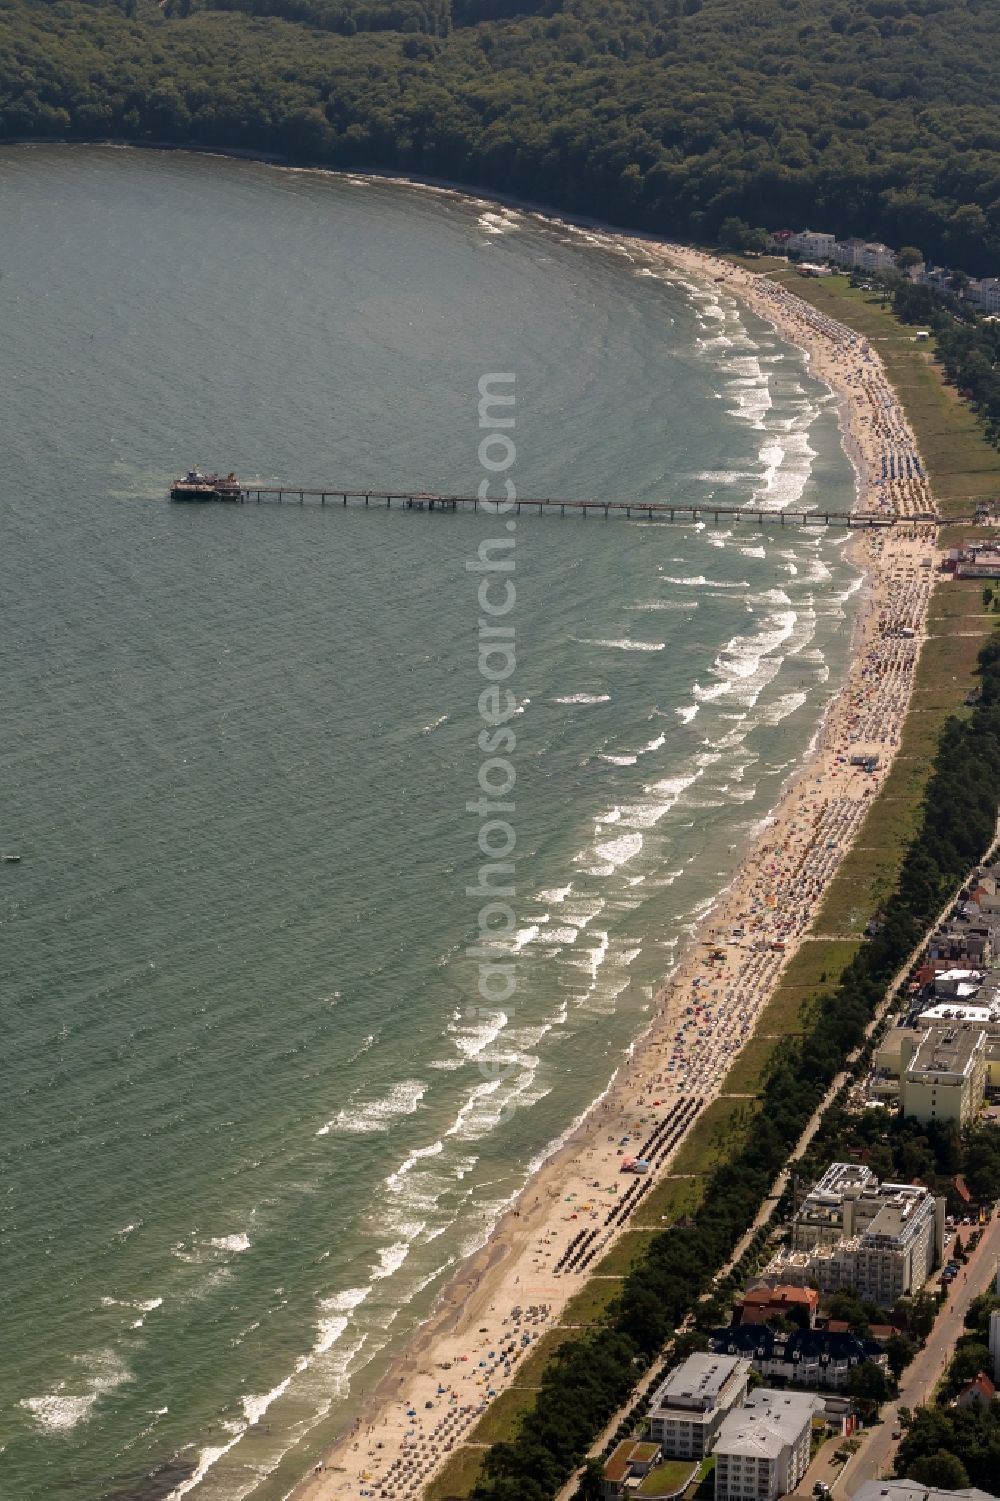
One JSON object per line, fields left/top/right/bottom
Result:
{"left": 832, "top": 237, "right": 868, "bottom": 268}
{"left": 788, "top": 229, "right": 837, "bottom": 259}
{"left": 901, "top": 1024, "right": 988, "bottom": 1125}
{"left": 648, "top": 1352, "right": 751, "bottom": 1458}
{"left": 968, "top": 279, "right": 1000, "bottom": 314}
{"left": 714, "top": 1389, "right": 821, "bottom": 1501}
{"left": 763, "top": 1163, "right": 945, "bottom": 1301}
{"left": 791, "top": 1162, "right": 879, "bottom": 1251}
{"left": 860, "top": 243, "right": 897, "bottom": 271}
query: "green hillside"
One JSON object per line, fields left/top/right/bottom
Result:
{"left": 2, "top": 0, "right": 999, "bottom": 269}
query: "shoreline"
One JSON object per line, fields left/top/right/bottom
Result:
{"left": 18, "top": 140, "right": 937, "bottom": 1501}
{"left": 277, "top": 208, "right": 937, "bottom": 1498}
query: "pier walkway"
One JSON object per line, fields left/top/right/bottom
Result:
{"left": 233, "top": 487, "right": 939, "bottom": 528}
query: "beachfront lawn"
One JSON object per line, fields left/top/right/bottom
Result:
{"left": 467, "top": 1384, "right": 539, "bottom": 1446}
{"left": 506, "top": 1327, "right": 574, "bottom": 1387}
{"left": 669, "top": 1095, "right": 761, "bottom": 1177}
{"left": 559, "top": 1275, "right": 622, "bottom": 1327}
{"left": 626, "top": 1099, "right": 761, "bottom": 1231}
{"left": 629, "top": 1171, "right": 704, "bottom": 1228}
{"left": 638, "top": 1458, "right": 699, "bottom": 1497}
{"left": 590, "top": 1228, "right": 658, "bottom": 1278}
{"left": 423, "top": 1442, "right": 485, "bottom": 1500}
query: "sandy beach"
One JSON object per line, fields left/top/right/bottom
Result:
{"left": 289, "top": 238, "right": 940, "bottom": 1501}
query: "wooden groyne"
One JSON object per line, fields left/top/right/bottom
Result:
{"left": 231, "top": 487, "right": 938, "bottom": 528}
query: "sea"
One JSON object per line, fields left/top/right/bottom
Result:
{"left": 0, "top": 144, "right": 859, "bottom": 1501}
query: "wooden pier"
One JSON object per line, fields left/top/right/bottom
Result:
{"left": 229, "top": 487, "right": 937, "bottom": 528}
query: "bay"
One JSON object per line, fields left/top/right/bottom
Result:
{"left": 0, "top": 144, "right": 857, "bottom": 1500}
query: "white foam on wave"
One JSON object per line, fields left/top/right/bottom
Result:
{"left": 751, "top": 427, "right": 818, "bottom": 511}
{"left": 372, "top": 1240, "right": 414, "bottom": 1282}
{"left": 639, "top": 731, "right": 667, "bottom": 754}
{"left": 749, "top": 587, "right": 793, "bottom": 606}
{"left": 447, "top": 1010, "right": 508, "bottom": 1061}
{"left": 622, "top": 768, "right": 700, "bottom": 829}
{"left": 741, "top": 545, "right": 766, "bottom": 559}
{"left": 676, "top": 705, "right": 699, "bottom": 723}
{"left": 758, "top": 690, "right": 809, "bottom": 725}
{"left": 592, "top": 832, "right": 643, "bottom": 870}
{"left": 626, "top": 598, "right": 695, "bottom": 611}
{"left": 661, "top": 574, "right": 749, "bottom": 590}
{"left": 692, "top": 679, "right": 732, "bottom": 703}
{"left": 542, "top": 925, "right": 580, "bottom": 945}
{"left": 444, "top": 1063, "right": 548, "bottom": 1142}
{"left": 579, "top": 637, "right": 665, "bottom": 652}
{"left": 208, "top": 1233, "right": 251, "bottom": 1254}
{"left": 317, "top": 1079, "right": 426, "bottom": 1136}
{"left": 386, "top": 1139, "right": 445, "bottom": 1191}
{"left": 160, "top": 1361, "right": 308, "bottom": 1499}
{"left": 717, "top": 610, "right": 797, "bottom": 675}
{"left": 20, "top": 1349, "right": 132, "bottom": 1436}
{"left": 421, "top": 714, "right": 448, "bottom": 734}
{"left": 478, "top": 209, "right": 520, "bottom": 236}
{"left": 600, "top": 752, "right": 638, "bottom": 766}
{"left": 553, "top": 692, "right": 610, "bottom": 705}
{"left": 537, "top": 884, "right": 572, "bottom": 903}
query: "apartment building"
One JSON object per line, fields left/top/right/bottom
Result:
{"left": 648, "top": 1353, "right": 751, "bottom": 1458}
{"left": 901, "top": 1024, "right": 988, "bottom": 1125}
{"left": 714, "top": 1389, "right": 821, "bottom": 1501}
{"left": 761, "top": 1163, "right": 944, "bottom": 1302}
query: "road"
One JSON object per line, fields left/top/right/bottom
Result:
{"left": 791, "top": 1210, "right": 1000, "bottom": 1498}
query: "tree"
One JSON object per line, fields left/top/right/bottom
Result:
{"left": 847, "top": 1361, "right": 890, "bottom": 1407}
{"left": 885, "top": 1333, "right": 918, "bottom": 1382}
{"left": 906, "top": 1450, "right": 971, "bottom": 1489}
{"left": 577, "top": 1459, "right": 605, "bottom": 1500}
{"left": 718, "top": 216, "right": 752, "bottom": 252}
{"left": 947, "top": 1341, "right": 992, "bottom": 1387}
{"left": 897, "top": 246, "right": 923, "bottom": 270}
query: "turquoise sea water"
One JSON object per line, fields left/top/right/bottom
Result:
{"left": 0, "top": 145, "right": 858, "bottom": 1500}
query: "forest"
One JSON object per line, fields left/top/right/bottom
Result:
{"left": 2, "top": 0, "right": 1000, "bottom": 271}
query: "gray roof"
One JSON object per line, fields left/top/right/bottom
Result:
{"left": 715, "top": 1388, "right": 820, "bottom": 1459}
{"left": 853, "top": 1483, "right": 998, "bottom": 1501}
{"left": 651, "top": 1352, "right": 748, "bottom": 1413}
